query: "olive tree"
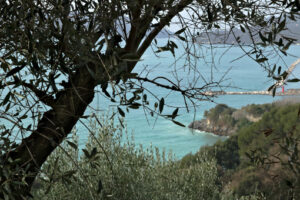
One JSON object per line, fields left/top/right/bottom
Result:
{"left": 0, "top": 0, "right": 298, "bottom": 198}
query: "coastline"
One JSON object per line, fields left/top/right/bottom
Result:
{"left": 188, "top": 97, "right": 300, "bottom": 138}
{"left": 190, "top": 128, "right": 229, "bottom": 138}
{"left": 188, "top": 104, "right": 269, "bottom": 137}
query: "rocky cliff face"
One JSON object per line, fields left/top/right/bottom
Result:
{"left": 188, "top": 119, "right": 237, "bottom": 136}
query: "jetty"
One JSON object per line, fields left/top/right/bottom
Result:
{"left": 203, "top": 89, "right": 300, "bottom": 96}
{"left": 204, "top": 58, "right": 300, "bottom": 97}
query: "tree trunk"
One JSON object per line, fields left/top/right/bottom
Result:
{"left": 1, "top": 63, "right": 99, "bottom": 198}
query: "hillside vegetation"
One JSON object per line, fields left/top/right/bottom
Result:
{"left": 184, "top": 101, "right": 300, "bottom": 199}
{"left": 32, "top": 101, "right": 300, "bottom": 199}
{"left": 32, "top": 113, "right": 271, "bottom": 200}
{"left": 32, "top": 116, "right": 220, "bottom": 200}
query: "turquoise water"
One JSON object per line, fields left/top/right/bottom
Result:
{"left": 75, "top": 41, "right": 300, "bottom": 158}
{"left": 3, "top": 40, "right": 298, "bottom": 158}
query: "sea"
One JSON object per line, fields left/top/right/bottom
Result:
{"left": 3, "top": 39, "right": 299, "bottom": 159}
{"left": 74, "top": 40, "right": 300, "bottom": 158}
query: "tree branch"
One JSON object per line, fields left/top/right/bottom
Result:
{"left": 125, "top": 0, "right": 193, "bottom": 72}
{"left": 131, "top": 76, "right": 217, "bottom": 100}
{"left": 20, "top": 81, "right": 55, "bottom": 107}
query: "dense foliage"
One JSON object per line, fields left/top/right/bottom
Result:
{"left": 191, "top": 102, "right": 300, "bottom": 199}
{"left": 31, "top": 113, "right": 271, "bottom": 199}
{"left": 30, "top": 101, "right": 300, "bottom": 199}
{"left": 204, "top": 104, "right": 236, "bottom": 125}
{"left": 32, "top": 115, "right": 220, "bottom": 200}
{"left": 238, "top": 103, "right": 300, "bottom": 156}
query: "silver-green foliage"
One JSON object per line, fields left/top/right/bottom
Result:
{"left": 33, "top": 114, "right": 219, "bottom": 200}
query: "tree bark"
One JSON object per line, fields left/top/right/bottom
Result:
{"left": 2, "top": 63, "right": 99, "bottom": 198}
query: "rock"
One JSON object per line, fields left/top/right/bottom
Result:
{"left": 188, "top": 120, "right": 203, "bottom": 129}
{"left": 188, "top": 119, "right": 234, "bottom": 136}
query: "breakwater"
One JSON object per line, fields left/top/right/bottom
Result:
{"left": 203, "top": 89, "right": 300, "bottom": 96}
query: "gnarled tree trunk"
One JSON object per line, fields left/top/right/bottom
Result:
{"left": 3, "top": 63, "right": 99, "bottom": 197}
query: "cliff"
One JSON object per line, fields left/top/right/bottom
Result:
{"left": 188, "top": 118, "right": 237, "bottom": 136}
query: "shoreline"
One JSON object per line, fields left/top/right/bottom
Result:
{"left": 188, "top": 99, "right": 300, "bottom": 138}
{"left": 189, "top": 127, "right": 229, "bottom": 138}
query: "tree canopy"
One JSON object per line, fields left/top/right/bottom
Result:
{"left": 0, "top": 0, "right": 299, "bottom": 198}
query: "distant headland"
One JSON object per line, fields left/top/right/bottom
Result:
{"left": 189, "top": 98, "right": 300, "bottom": 136}
{"left": 195, "top": 17, "right": 300, "bottom": 45}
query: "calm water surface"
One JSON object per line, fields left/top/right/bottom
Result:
{"left": 75, "top": 42, "right": 300, "bottom": 158}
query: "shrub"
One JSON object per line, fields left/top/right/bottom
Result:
{"left": 238, "top": 103, "right": 300, "bottom": 159}
{"left": 32, "top": 114, "right": 220, "bottom": 200}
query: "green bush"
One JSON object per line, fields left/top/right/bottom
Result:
{"left": 205, "top": 104, "right": 236, "bottom": 123}
{"left": 238, "top": 103, "right": 300, "bottom": 158}
{"left": 32, "top": 114, "right": 220, "bottom": 200}
{"left": 243, "top": 104, "right": 272, "bottom": 118}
